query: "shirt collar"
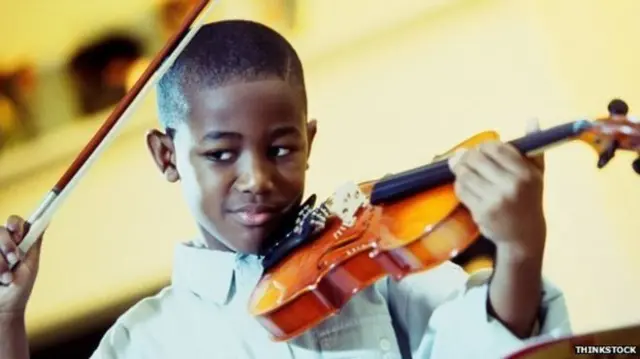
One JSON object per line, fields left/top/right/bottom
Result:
{"left": 171, "top": 241, "right": 263, "bottom": 305}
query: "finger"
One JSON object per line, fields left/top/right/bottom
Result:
{"left": 449, "top": 149, "right": 493, "bottom": 196}
{"left": 455, "top": 161, "right": 494, "bottom": 195}
{"left": 19, "top": 235, "right": 42, "bottom": 273}
{"left": 9, "top": 230, "right": 43, "bottom": 278}
{"left": 525, "top": 118, "right": 545, "bottom": 171}
{"left": 0, "top": 227, "right": 18, "bottom": 284}
{"left": 448, "top": 148, "right": 468, "bottom": 172}
{"left": 453, "top": 179, "right": 484, "bottom": 210}
{"left": 0, "top": 252, "right": 10, "bottom": 285}
{"left": 0, "top": 227, "right": 19, "bottom": 267}
{"left": 464, "top": 145, "right": 516, "bottom": 184}
{"left": 6, "top": 215, "right": 26, "bottom": 244}
{"left": 15, "top": 220, "right": 46, "bottom": 262}
{"left": 478, "top": 142, "right": 530, "bottom": 177}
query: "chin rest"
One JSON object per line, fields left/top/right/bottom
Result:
{"left": 261, "top": 195, "right": 320, "bottom": 271}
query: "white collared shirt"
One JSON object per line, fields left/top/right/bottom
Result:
{"left": 91, "top": 242, "right": 571, "bottom": 359}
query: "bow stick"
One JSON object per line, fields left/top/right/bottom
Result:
{"left": 10, "top": 0, "right": 218, "bottom": 270}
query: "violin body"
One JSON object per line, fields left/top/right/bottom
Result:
{"left": 249, "top": 131, "right": 496, "bottom": 341}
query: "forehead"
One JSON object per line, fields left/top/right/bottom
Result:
{"left": 181, "top": 79, "right": 305, "bottom": 137}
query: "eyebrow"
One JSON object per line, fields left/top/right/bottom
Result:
{"left": 200, "top": 126, "right": 302, "bottom": 143}
{"left": 201, "top": 131, "right": 242, "bottom": 142}
{"left": 270, "top": 126, "right": 302, "bottom": 140}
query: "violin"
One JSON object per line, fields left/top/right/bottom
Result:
{"left": 249, "top": 99, "right": 640, "bottom": 342}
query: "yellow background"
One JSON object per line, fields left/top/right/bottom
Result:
{"left": 1, "top": 0, "right": 639, "bottom": 347}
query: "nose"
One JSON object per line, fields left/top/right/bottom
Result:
{"left": 235, "top": 156, "right": 275, "bottom": 195}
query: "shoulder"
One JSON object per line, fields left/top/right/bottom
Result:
{"left": 115, "top": 286, "right": 179, "bottom": 330}
{"left": 91, "top": 285, "right": 180, "bottom": 358}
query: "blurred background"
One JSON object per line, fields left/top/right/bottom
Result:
{"left": 1, "top": 0, "right": 639, "bottom": 357}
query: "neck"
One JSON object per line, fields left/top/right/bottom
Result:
{"left": 197, "top": 225, "right": 234, "bottom": 252}
{"left": 369, "top": 120, "right": 591, "bottom": 205}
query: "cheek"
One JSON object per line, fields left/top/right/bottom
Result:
{"left": 276, "top": 161, "right": 307, "bottom": 193}
{"left": 176, "top": 153, "right": 230, "bottom": 214}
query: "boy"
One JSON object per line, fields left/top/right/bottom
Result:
{"left": 0, "top": 20, "right": 570, "bottom": 358}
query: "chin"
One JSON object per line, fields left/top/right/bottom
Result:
{"left": 233, "top": 228, "right": 271, "bottom": 255}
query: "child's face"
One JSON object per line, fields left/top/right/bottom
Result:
{"left": 148, "top": 79, "right": 316, "bottom": 254}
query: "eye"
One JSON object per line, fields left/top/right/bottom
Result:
{"left": 204, "top": 150, "right": 237, "bottom": 162}
{"left": 269, "top": 146, "right": 292, "bottom": 158}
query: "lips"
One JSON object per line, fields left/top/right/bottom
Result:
{"left": 230, "top": 204, "right": 282, "bottom": 227}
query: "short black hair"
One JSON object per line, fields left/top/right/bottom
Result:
{"left": 156, "top": 19, "right": 307, "bottom": 132}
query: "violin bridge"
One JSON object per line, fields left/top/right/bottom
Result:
{"left": 324, "top": 181, "right": 368, "bottom": 227}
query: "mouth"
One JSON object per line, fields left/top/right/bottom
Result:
{"left": 229, "top": 204, "right": 284, "bottom": 228}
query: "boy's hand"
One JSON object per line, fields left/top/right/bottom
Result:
{"left": 0, "top": 215, "right": 43, "bottom": 318}
{"left": 448, "top": 119, "right": 546, "bottom": 260}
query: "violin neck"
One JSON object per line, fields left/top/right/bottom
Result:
{"left": 369, "top": 120, "right": 591, "bottom": 205}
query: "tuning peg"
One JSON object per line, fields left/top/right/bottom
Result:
{"left": 597, "top": 141, "right": 618, "bottom": 168}
{"left": 608, "top": 98, "right": 629, "bottom": 116}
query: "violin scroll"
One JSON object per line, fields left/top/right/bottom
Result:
{"left": 579, "top": 99, "right": 640, "bottom": 174}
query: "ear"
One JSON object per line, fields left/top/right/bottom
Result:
{"left": 146, "top": 129, "right": 180, "bottom": 183}
{"left": 306, "top": 118, "right": 318, "bottom": 157}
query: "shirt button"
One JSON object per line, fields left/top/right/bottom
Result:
{"left": 379, "top": 337, "right": 391, "bottom": 351}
